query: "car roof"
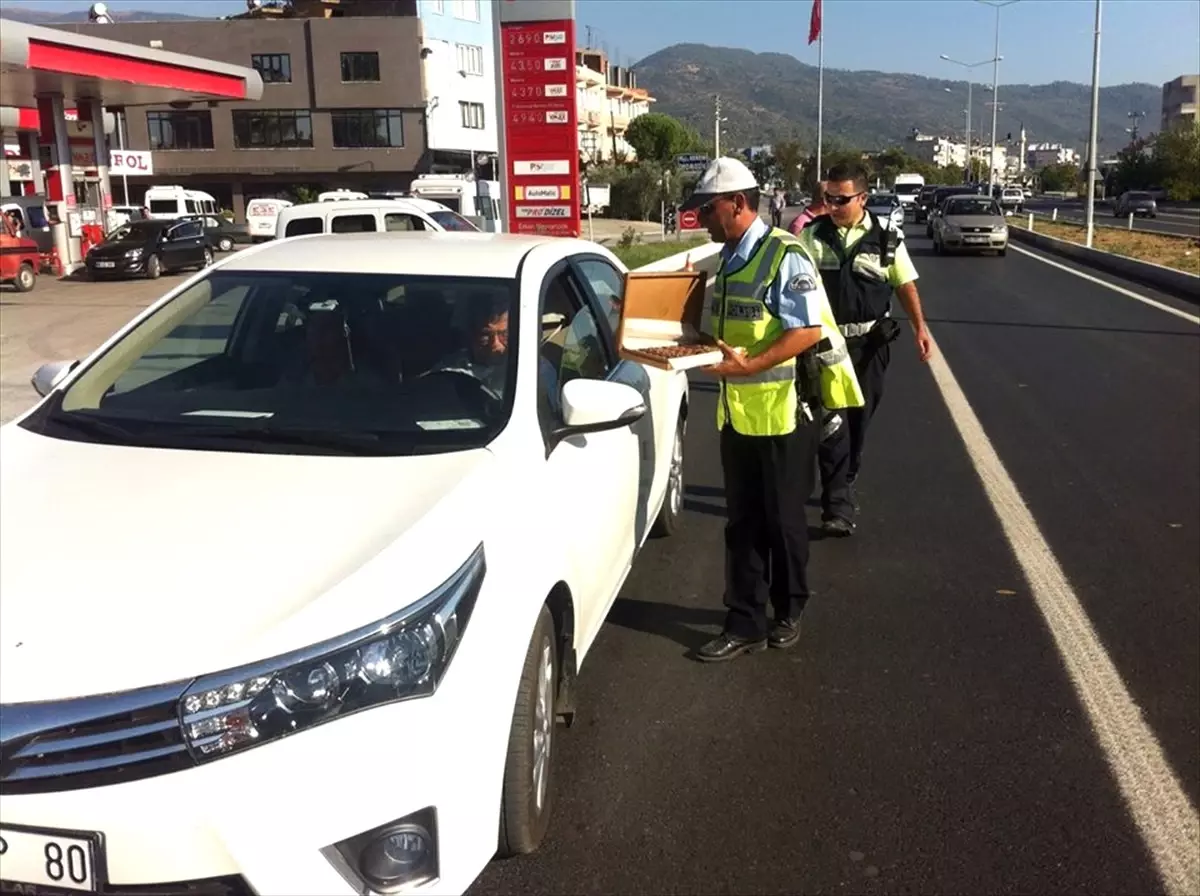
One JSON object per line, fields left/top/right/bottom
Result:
{"left": 219, "top": 232, "right": 605, "bottom": 278}
{"left": 281, "top": 198, "right": 451, "bottom": 215}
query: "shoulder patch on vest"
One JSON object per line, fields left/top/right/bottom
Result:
{"left": 786, "top": 272, "right": 818, "bottom": 293}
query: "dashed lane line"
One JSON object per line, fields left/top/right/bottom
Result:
{"left": 925, "top": 334, "right": 1200, "bottom": 896}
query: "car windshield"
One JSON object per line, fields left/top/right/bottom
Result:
{"left": 106, "top": 220, "right": 162, "bottom": 242}
{"left": 1127, "top": 192, "right": 1153, "bottom": 201}
{"left": 24, "top": 269, "right": 519, "bottom": 456}
{"left": 867, "top": 195, "right": 898, "bottom": 208}
{"left": 946, "top": 198, "right": 1000, "bottom": 216}
{"left": 429, "top": 210, "right": 480, "bottom": 232}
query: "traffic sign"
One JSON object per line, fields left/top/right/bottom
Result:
{"left": 679, "top": 208, "right": 701, "bottom": 230}
{"left": 676, "top": 154, "right": 710, "bottom": 173}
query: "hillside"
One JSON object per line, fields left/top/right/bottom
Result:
{"left": 633, "top": 43, "right": 1161, "bottom": 154}
{"left": 0, "top": 6, "right": 205, "bottom": 23}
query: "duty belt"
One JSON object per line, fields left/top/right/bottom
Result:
{"left": 839, "top": 320, "right": 878, "bottom": 338}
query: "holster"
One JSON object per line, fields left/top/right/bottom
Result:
{"left": 866, "top": 317, "right": 902, "bottom": 350}
{"left": 796, "top": 348, "right": 822, "bottom": 404}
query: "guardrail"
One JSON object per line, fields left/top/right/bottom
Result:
{"left": 1022, "top": 209, "right": 1198, "bottom": 241}
{"left": 1009, "top": 225, "right": 1200, "bottom": 304}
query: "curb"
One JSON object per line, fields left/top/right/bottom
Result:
{"left": 633, "top": 241, "right": 722, "bottom": 273}
{"left": 1010, "top": 227, "right": 1200, "bottom": 304}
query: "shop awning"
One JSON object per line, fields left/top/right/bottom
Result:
{"left": 0, "top": 18, "right": 263, "bottom": 108}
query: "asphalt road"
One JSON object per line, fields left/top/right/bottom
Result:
{"left": 1023, "top": 198, "right": 1200, "bottom": 239}
{"left": 470, "top": 218, "right": 1199, "bottom": 894}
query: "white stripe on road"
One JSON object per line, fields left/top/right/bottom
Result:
{"left": 1008, "top": 243, "right": 1200, "bottom": 325}
{"left": 925, "top": 336, "right": 1200, "bottom": 896}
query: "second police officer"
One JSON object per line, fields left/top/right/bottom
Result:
{"left": 681, "top": 158, "right": 864, "bottom": 663}
{"left": 796, "top": 162, "right": 935, "bottom": 538}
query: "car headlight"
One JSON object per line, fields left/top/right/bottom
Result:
{"left": 992, "top": 225, "right": 1008, "bottom": 234}
{"left": 944, "top": 223, "right": 960, "bottom": 235}
{"left": 124, "top": 248, "right": 143, "bottom": 258}
{"left": 179, "top": 544, "right": 485, "bottom": 761}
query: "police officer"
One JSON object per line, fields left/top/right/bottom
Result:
{"left": 681, "top": 158, "right": 863, "bottom": 663}
{"left": 796, "top": 162, "right": 934, "bottom": 537}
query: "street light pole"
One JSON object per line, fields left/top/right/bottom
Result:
{"left": 1084, "top": 0, "right": 1102, "bottom": 248}
{"left": 941, "top": 53, "right": 1001, "bottom": 184}
{"left": 978, "top": 0, "right": 1019, "bottom": 195}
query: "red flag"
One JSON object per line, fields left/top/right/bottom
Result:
{"left": 808, "top": 0, "right": 822, "bottom": 45}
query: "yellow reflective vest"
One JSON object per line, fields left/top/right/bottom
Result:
{"left": 710, "top": 227, "right": 865, "bottom": 437}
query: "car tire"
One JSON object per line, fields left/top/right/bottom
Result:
{"left": 651, "top": 414, "right": 686, "bottom": 538}
{"left": 497, "top": 604, "right": 558, "bottom": 858}
{"left": 999, "top": 247, "right": 1008, "bottom": 257}
{"left": 218, "top": 237, "right": 234, "bottom": 252}
{"left": 13, "top": 262, "right": 36, "bottom": 293}
{"left": 145, "top": 254, "right": 161, "bottom": 279}
{"left": 201, "top": 247, "right": 214, "bottom": 268}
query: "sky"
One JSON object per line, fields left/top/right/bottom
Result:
{"left": 5, "top": 0, "right": 1199, "bottom": 87}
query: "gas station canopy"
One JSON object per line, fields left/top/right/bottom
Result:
{"left": 0, "top": 19, "right": 264, "bottom": 108}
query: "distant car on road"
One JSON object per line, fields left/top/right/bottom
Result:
{"left": 999, "top": 187, "right": 1025, "bottom": 213}
{"left": 932, "top": 194, "right": 1008, "bottom": 256}
{"left": 3, "top": 231, "right": 690, "bottom": 896}
{"left": 865, "top": 191, "right": 907, "bottom": 234}
{"left": 924, "top": 186, "right": 980, "bottom": 236}
{"left": 1113, "top": 191, "right": 1158, "bottom": 219}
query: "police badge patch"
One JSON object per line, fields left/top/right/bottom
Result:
{"left": 787, "top": 273, "right": 817, "bottom": 292}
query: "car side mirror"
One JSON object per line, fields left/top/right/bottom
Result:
{"left": 550, "top": 379, "right": 646, "bottom": 447}
{"left": 31, "top": 359, "right": 79, "bottom": 397}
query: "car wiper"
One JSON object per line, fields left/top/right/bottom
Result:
{"left": 46, "top": 410, "right": 144, "bottom": 443}
{"left": 166, "top": 423, "right": 387, "bottom": 455}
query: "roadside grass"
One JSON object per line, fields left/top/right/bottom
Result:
{"left": 615, "top": 236, "right": 711, "bottom": 270}
{"left": 1014, "top": 219, "right": 1200, "bottom": 276}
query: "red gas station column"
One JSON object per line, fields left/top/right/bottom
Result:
{"left": 37, "top": 93, "right": 80, "bottom": 271}
{"left": 495, "top": 0, "right": 580, "bottom": 238}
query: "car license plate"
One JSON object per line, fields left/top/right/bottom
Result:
{"left": 94, "top": 261, "right": 115, "bottom": 268}
{"left": 0, "top": 825, "right": 101, "bottom": 892}
{"left": 964, "top": 235, "right": 989, "bottom": 243}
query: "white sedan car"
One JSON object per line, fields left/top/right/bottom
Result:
{"left": 0, "top": 232, "right": 689, "bottom": 895}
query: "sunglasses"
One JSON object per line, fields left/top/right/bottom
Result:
{"left": 823, "top": 191, "right": 864, "bottom": 206}
{"left": 698, "top": 193, "right": 741, "bottom": 215}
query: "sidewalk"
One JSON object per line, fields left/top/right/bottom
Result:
{"left": 582, "top": 216, "right": 682, "bottom": 246}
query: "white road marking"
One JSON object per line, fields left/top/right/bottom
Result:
{"left": 925, "top": 337, "right": 1200, "bottom": 896}
{"left": 1008, "top": 243, "right": 1199, "bottom": 325}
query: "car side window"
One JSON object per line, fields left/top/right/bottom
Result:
{"left": 331, "top": 214, "right": 377, "bottom": 233}
{"left": 537, "top": 267, "right": 614, "bottom": 433}
{"left": 574, "top": 257, "right": 624, "bottom": 335}
{"left": 384, "top": 213, "right": 425, "bottom": 232}
{"left": 176, "top": 220, "right": 203, "bottom": 239}
{"left": 285, "top": 217, "right": 323, "bottom": 237}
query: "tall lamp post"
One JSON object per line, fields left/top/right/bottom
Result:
{"left": 977, "top": 0, "right": 1019, "bottom": 196}
{"left": 1084, "top": 0, "right": 1102, "bottom": 248}
{"left": 941, "top": 54, "right": 1001, "bottom": 184}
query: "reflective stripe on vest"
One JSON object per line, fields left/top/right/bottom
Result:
{"left": 710, "top": 227, "right": 799, "bottom": 437}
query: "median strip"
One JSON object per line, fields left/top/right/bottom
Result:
{"left": 1014, "top": 219, "right": 1200, "bottom": 276}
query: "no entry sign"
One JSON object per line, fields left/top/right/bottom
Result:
{"left": 679, "top": 208, "right": 701, "bottom": 230}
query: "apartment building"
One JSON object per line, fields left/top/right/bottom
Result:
{"left": 50, "top": 0, "right": 431, "bottom": 218}
{"left": 906, "top": 133, "right": 967, "bottom": 169}
{"left": 418, "top": 0, "right": 499, "bottom": 175}
{"left": 575, "top": 48, "right": 654, "bottom": 164}
{"left": 1161, "top": 74, "right": 1199, "bottom": 132}
{"left": 1025, "top": 142, "right": 1078, "bottom": 170}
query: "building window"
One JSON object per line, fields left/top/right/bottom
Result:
{"left": 460, "top": 101, "right": 485, "bottom": 130}
{"left": 453, "top": 0, "right": 479, "bottom": 22}
{"left": 331, "top": 109, "right": 405, "bottom": 148}
{"left": 455, "top": 43, "right": 484, "bottom": 76}
{"left": 340, "top": 52, "right": 381, "bottom": 83}
{"left": 428, "top": 0, "right": 444, "bottom": 12}
{"left": 146, "top": 110, "right": 214, "bottom": 150}
{"left": 232, "top": 109, "right": 314, "bottom": 149}
{"left": 251, "top": 53, "right": 292, "bottom": 84}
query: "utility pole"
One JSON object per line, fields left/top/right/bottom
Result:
{"left": 714, "top": 94, "right": 722, "bottom": 158}
{"left": 1084, "top": 0, "right": 1101, "bottom": 249}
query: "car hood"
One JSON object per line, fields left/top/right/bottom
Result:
{"left": 0, "top": 425, "right": 494, "bottom": 704}
{"left": 90, "top": 240, "right": 150, "bottom": 258}
{"left": 943, "top": 214, "right": 1005, "bottom": 228}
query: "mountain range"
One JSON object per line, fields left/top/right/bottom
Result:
{"left": 632, "top": 43, "right": 1163, "bottom": 155}
{"left": 0, "top": 6, "right": 204, "bottom": 23}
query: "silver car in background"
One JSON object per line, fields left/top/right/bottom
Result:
{"left": 1113, "top": 191, "right": 1158, "bottom": 219}
{"left": 932, "top": 195, "right": 1008, "bottom": 256}
{"left": 866, "top": 192, "right": 906, "bottom": 235}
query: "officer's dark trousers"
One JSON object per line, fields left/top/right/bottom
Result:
{"left": 819, "top": 337, "right": 891, "bottom": 522}
{"left": 720, "top": 416, "right": 819, "bottom": 639}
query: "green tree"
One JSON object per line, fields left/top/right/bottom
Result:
{"left": 1039, "top": 162, "right": 1079, "bottom": 193}
{"left": 1154, "top": 124, "right": 1200, "bottom": 200}
{"left": 772, "top": 140, "right": 806, "bottom": 190}
{"left": 625, "top": 113, "right": 694, "bottom": 167}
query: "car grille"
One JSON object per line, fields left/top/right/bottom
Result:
{"left": 0, "top": 875, "right": 255, "bottom": 896}
{"left": 0, "top": 682, "right": 192, "bottom": 795}
{"left": 961, "top": 226, "right": 994, "bottom": 233}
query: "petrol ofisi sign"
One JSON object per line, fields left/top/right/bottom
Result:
{"left": 499, "top": 11, "right": 580, "bottom": 237}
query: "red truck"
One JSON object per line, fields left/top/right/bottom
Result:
{"left": 1, "top": 211, "right": 41, "bottom": 292}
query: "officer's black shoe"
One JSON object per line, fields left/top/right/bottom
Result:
{"left": 768, "top": 617, "right": 802, "bottom": 649}
{"left": 822, "top": 517, "right": 855, "bottom": 537}
{"left": 694, "top": 632, "right": 768, "bottom": 663}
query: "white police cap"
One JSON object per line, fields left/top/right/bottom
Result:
{"left": 680, "top": 157, "right": 760, "bottom": 211}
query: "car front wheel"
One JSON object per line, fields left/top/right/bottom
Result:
{"left": 218, "top": 236, "right": 234, "bottom": 252}
{"left": 13, "top": 262, "right": 36, "bottom": 292}
{"left": 651, "top": 414, "right": 686, "bottom": 537}
{"left": 498, "top": 604, "right": 558, "bottom": 857}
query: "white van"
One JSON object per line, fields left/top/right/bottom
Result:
{"left": 274, "top": 197, "right": 480, "bottom": 239}
{"left": 408, "top": 175, "right": 501, "bottom": 230}
{"left": 245, "top": 197, "right": 294, "bottom": 242}
{"left": 144, "top": 185, "right": 218, "bottom": 220}
{"left": 317, "top": 189, "right": 369, "bottom": 202}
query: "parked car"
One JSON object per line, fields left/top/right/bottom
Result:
{"left": 1, "top": 231, "right": 689, "bottom": 896}
{"left": 1113, "top": 191, "right": 1158, "bottom": 218}
{"left": 245, "top": 197, "right": 294, "bottom": 242}
{"left": 932, "top": 195, "right": 1009, "bottom": 255}
{"left": 276, "top": 198, "right": 480, "bottom": 239}
{"left": 865, "top": 191, "right": 906, "bottom": 234}
{"left": 85, "top": 217, "right": 213, "bottom": 279}
{"left": 0, "top": 210, "right": 40, "bottom": 292}
{"left": 200, "top": 214, "right": 252, "bottom": 253}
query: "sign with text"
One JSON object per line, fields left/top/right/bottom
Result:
{"left": 109, "top": 150, "right": 154, "bottom": 176}
{"left": 677, "top": 154, "right": 711, "bottom": 173}
{"left": 500, "top": 15, "right": 580, "bottom": 237}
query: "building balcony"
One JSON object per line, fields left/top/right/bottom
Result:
{"left": 576, "top": 65, "right": 605, "bottom": 87}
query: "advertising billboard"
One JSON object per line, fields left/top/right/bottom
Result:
{"left": 498, "top": 9, "right": 580, "bottom": 237}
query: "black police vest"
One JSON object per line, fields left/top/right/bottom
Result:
{"left": 809, "top": 210, "right": 897, "bottom": 326}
